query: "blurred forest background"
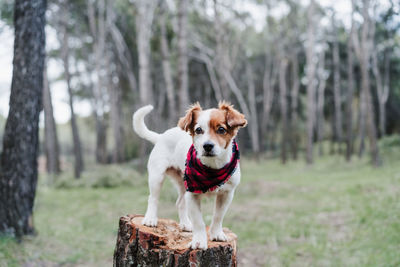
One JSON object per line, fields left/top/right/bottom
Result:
{"left": 0, "top": 0, "right": 400, "bottom": 266}
{"left": 1, "top": 0, "right": 400, "bottom": 172}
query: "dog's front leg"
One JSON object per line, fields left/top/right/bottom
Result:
{"left": 186, "top": 192, "right": 207, "bottom": 249}
{"left": 209, "top": 190, "right": 234, "bottom": 241}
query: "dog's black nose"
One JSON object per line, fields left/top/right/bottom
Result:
{"left": 203, "top": 142, "right": 214, "bottom": 152}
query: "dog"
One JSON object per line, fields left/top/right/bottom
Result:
{"left": 132, "top": 101, "right": 247, "bottom": 249}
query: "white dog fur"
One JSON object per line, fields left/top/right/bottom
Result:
{"left": 132, "top": 103, "right": 246, "bottom": 249}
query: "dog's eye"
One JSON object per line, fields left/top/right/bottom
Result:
{"left": 195, "top": 127, "right": 203, "bottom": 134}
{"left": 217, "top": 127, "right": 226, "bottom": 134}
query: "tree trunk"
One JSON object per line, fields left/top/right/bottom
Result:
{"left": 107, "top": 56, "right": 125, "bottom": 163}
{"left": 88, "top": 0, "right": 109, "bottom": 164}
{"left": 316, "top": 49, "right": 327, "bottom": 156}
{"left": 177, "top": 0, "right": 190, "bottom": 113}
{"left": 245, "top": 62, "right": 260, "bottom": 155}
{"left": 354, "top": 0, "right": 380, "bottom": 166}
{"left": 261, "top": 54, "right": 278, "bottom": 152}
{"left": 135, "top": 0, "right": 156, "bottom": 168}
{"left": 136, "top": 0, "right": 156, "bottom": 105}
{"left": 289, "top": 51, "right": 300, "bottom": 160}
{"left": 279, "top": 58, "right": 289, "bottom": 164}
{"left": 107, "top": 5, "right": 137, "bottom": 97}
{"left": 305, "top": 0, "right": 316, "bottom": 165}
{"left": 43, "top": 63, "right": 61, "bottom": 174}
{"left": 345, "top": 19, "right": 355, "bottom": 162}
{"left": 213, "top": 0, "right": 230, "bottom": 101}
{"left": 60, "top": 2, "right": 84, "bottom": 178}
{"left": 113, "top": 215, "right": 237, "bottom": 267}
{"left": 0, "top": 0, "right": 46, "bottom": 237}
{"left": 332, "top": 16, "right": 343, "bottom": 153}
{"left": 358, "top": 89, "right": 366, "bottom": 158}
{"left": 159, "top": 3, "right": 177, "bottom": 125}
{"left": 372, "top": 47, "right": 389, "bottom": 137}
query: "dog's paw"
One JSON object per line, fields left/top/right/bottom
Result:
{"left": 210, "top": 229, "right": 228, "bottom": 242}
{"left": 179, "top": 221, "right": 192, "bottom": 232}
{"left": 189, "top": 237, "right": 208, "bottom": 250}
{"left": 142, "top": 216, "right": 158, "bottom": 227}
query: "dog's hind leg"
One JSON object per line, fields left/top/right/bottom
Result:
{"left": 142, "top": 159, "right": 167, "bottom": 227}
{"left": 167, "top": 168, "right": 192, "bottom": 231}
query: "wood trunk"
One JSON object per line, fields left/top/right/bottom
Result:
{"left": 346, "top": 24, "right": 355, "bottom": 162}
{"left": 279, "top": 58, "right": 288, "bottom": 164}
{"left": 114, "top": 215, "right": 237, "bottom": 267}
{"left": 0, "top": 0, "right": 46, "bottom": 237}
{"left": 60, "top": 3, "right": 84, "bottom": 178}
{"left": 316, "top": 49, "right": 327, "bottom": 156}
{"left": 177, "top": 0, "right": 190, "bottom": 114}
{"left": 159, "top": 3, "right": 177, "bottom": 125}
{"left": 332, "top": 21, "right": 343, "bottom": 153}
{"left": 289, "top": 51, "right": 300, "bottom": 160}
{"left": 43, "top": 63, "right": 61, "bottom": 175}
{"left": 305, "top": 0, "right": 316, "bottom": 165}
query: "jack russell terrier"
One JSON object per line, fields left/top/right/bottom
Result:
{"left": 133, "top": 102, "right": 247, "bottom": 249}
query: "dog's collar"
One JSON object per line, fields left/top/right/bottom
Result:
{"left": 184, "top": 140, "right": 240, "bottom": 193}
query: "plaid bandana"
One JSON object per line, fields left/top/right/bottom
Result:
{"left": 184, "top": 140, "right": 240, "bottom": 193}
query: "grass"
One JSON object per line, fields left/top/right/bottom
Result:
{"left": 1, "top": 141, "right": 400, "bottom": 266}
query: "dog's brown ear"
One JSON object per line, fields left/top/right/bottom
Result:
{"left": 219, "top": 101, "right": 247, "bottom": 128}
{"left": 178, "top": 102, "right": 202, "bottom": 133}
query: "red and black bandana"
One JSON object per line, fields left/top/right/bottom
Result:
{"left": 184, "top": 140, "right": 240, "bottom": 193}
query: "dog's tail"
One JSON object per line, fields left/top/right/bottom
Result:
{"left": 133, "top": 105, "right": 160, "bottom": 145}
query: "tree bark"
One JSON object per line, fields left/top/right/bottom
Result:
{"left": 159, "top": 2, "right": 177, "bottom": 125}
{"left": 372, "top": 46, "right": 389, "bottom": 137}
{"left": 177, "top": 0, "right": 190, "bottom": 114}
{"left": 0, "top": 0, "right": 46, "bottom": 237}
{"left": 245, "top": 62, "right": 260, "bottom": 155}
{"left": 279, "top": 57, "right": 289, "bottom": 164}
{"left": 113, "top": 215, "right": 237, "bottom": 267}
{"left": 289, "top": 51, "right": 300, "bottom": 160}
{"left": 88, "top": 0, "right": 108, "bottom": 164}
{"left": 43, "top": 63, "right": 61, "bottom": 174}
{"left": 332, "top": 15, "right": 343, "bottom": 153}
{"left": 107, "top": 56, "right": 125, "bottom": 163}
{"left": 353, "top": 0, "right": 380, "bottom": 166}
{"left": 213, "top": 0, "right": 230, "bottom": 101}
{"left": 316, "top": 49, "right": 327, "bottom": 156}
{"left": 136, "top": 0, "right": 156, "bottom": 105}
{"left": 345, "top": 16, "right": 355, "bottom": 162}
{"left": 59, "top": 1, "right": 84, "bottom": 177}
{"left": 107, "top": 5, "right": 137, "bottom": 96}
{"left": 261, "top": 53, "right": 277, "bottom": 151}
{"left": 305, "top": 0, "right": 316, "bottom": 165}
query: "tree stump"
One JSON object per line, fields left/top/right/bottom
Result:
{"left": 113, "top": 214, "right": 237, "bottom": 267}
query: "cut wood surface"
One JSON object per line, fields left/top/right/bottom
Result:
{"left": 113, "top": 214, "right": 237, "bottom": 267}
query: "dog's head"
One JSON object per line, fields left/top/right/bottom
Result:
{"left": 178, "top": 101, "right": 247, "bottom": 158}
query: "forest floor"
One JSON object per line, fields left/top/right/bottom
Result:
{"left": 1, "top": 139, "right": 400, "bottom": 266}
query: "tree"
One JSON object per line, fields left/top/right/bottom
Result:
{"left": 87, "top": 0, "right": 108, "bottom": 164}
{"left": 159, "top": 1, "right": 177, "bottom": 125}
{"left": 177, "top": 0, "right": 190, "bottom": 114}
{"left": 43, "top": 63, "right": 61, "bottom": 174}
{"left": 352, "top": 0, "right": 380, "bottom": 166}
{"left": 59, "top": 0, "right": 84, "bottom": 177}
{"left": 316, "top": 47, "right": 328, "bottom": 156}
{"left": 305, "top": 0, "right": 317, "bottom": 164}
{"left": 0, "top": 0, "right": 46, "bottom": 237}
{"left": 345, "top": 12, "right": 355, "bottom": 161}
{"left": 332, "top": 13, "right": 343, "bottom": 153}
{"left": 279, "top": 56, "right": 289, "bottom": 163}
{"left": 136, "top": 0, "right": 156, "bottom": 105}
{"left": 289, "top": 50, "right": 300, "bottom": 160}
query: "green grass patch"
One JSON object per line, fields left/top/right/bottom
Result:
{"left": 1, "top": 140, "right": 400, "bottom": 266}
